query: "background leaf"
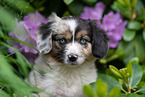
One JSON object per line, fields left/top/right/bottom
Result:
{"left": 138, "top": 87, "right": 145, "bottom": 93}
{"left": 83, "top": 85, "right": 96, "bottom": 97}
{"left": 96, "top": 79, "right": 107, "bottom": 97}
{"left": 63, "top": 0, "right": 74, "bottom": 5}
{"left": 135, "top": 34, "right": 145, "bottom": 63}
{"left": 108, "top": 86, "right": 120, "bottom": 97}
{"left": 98, "top": 74, "right": 122, "bottom": 92}
{"left": 127, "top": 21, "right": 142, "bottom": 31}
{"left": 143, "top": 29, "right": 145, "bottom": 41}
{"left": 130, "top": 63, "right": 142, "bottom": 87}
{"left": 123, "top": 29, "right": 136, "bottom": 41}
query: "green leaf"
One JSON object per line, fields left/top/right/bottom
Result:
{"left": 138, "top": 87, "right": 145, "bottom": 93}
{"left": 117, "top": 0, "right": 125, "bottom": 6}
{"left": 123, "top": 29, "right": 136, "bottom": 41}
{"left": 130, "top": 63, "right": 142, "bottom": 87}
{"left": 4, "top": 0, "right": 34, "bottom": 14}
{"left": 98, "top": 74, "right": 122, "bottom": 92}
{"left": 127, "top": 62, "right": 133, "bottom": 78}
{"left": 112, "top": 1, "right": 131, "bottom": 18}
{"left": 143, "top": 29, "right": 145, "bottom": 41}
{"left": 123, "top": 0, "right": 130, "bottom": 7}
{"left": 108, "top": 86, "right": 120, "bottom": 97}
{"left": 136, "top": 13, "right": 145, "bottom": 20}
{"left": 68, "top": 0, "right": 84, "bottom": 16}
{"left": 83, "top": 85, "right": 96, "bottom": 97}
{"left": 109, "top": 65, "right": 123, "bottom": 79}
{"left": 0, "top": 90, "right": 10, "bottom": 97}
{"left": 127, "top": 93, "right": 141, "bottom": 97}
{"left": 131, "top": 0, "right": 137, "bottom": 7}
{"left": 136, "top": 0, "right": 145, "bottom": 13}
{"left": 119, "top": 68, "right": 128, "bottom": 77}
{"left": 127, "top": 21, "right": 142, "bottom": 31}
{"left": 0, "top": 7, "right": 16, "bottom": 31}
{"left": 135, "top": 34, "right": 145, "bottom": 63}
{"left": 118, "top": 40, "right": 135, "bottom": 62}
{"left": 63, "top": 0, "right": 73, "bottom": 5}
{"left": 82, "top": 0, "right": 97, "bottom": 4}
{"left": 96, "top": 79, "right": 107, "bottom": 97}
{"left": 130, "top": 57, "right": 139, "bottom": 64}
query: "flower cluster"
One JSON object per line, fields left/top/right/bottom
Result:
{"left": 9, "top": 11, "right": 48, "bottom": 54}
{"left": 80, "top": 2, "right": 127, "bottom": 48}
{"left": 8, "top": 11, "right": 48, "bottom": 63}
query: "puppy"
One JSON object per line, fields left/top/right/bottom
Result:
{"left": 29, "top": 14, "right": 108, "bottom": 97}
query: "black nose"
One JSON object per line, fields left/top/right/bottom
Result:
{"left": 68, "top": 54, "right": 78, "bottom": 62}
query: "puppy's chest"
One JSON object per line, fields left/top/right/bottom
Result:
{"left": 38, "top": 65, "right": 97, "bottom": 97}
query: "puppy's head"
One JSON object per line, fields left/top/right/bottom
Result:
{"left": 37, "top": 14, "right": 108, "bottom": 67}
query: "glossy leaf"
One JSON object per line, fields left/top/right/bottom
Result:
{"left": 138, "top": 87, "right": 145, "bottom": 93}
{"left": 96, "top": 79, "right": 107, "bottom": 97}
{"left": 0, "top": 90, "right": 10, "bottom": 97}
{"left": 131, "top": 0, "right": 137, "bottom": 7}
{"left": 68, "top": 0, "right": 84, "bottom": 15}
{"left": 127, "top": 62, "right": 133, "bottom": 78}
{"left": 127, "top": 93, "right": 141, "bottom": 97}
{"left": 135, "top": 34, "right": 145, "bottom": 63}
{"left": 117, "top": 0, "right": 125, "bottom": 6}
{"left": 4, "top": 0, "right": 34, "bottom": 14}
{"left": 83, "top": 85, "right": 96, "bottom": 97}
{"left": 123, "top": 0, "right": 130, "bottom": 7}
{"left": 130, "top": 63, "right": 142, "bottom": 87}
{"left": 130, "top": 57, "right": 139, "bottom": 64}
{"left": 118, "top": 41, "right": 135, "bottom": 62}
{"left": 136, "top": 0, "right": 144, "bottom": 13}
{"left": 108, "top": 86, "right": 120, "bottom": 97}
{"left": 123, "top": 29, "right": 136, "bottom": 41}
{"left": 63, "top": 0, "right": 73, "bottom": 5}
{"left": 112, "top": 1, "right": 131, "bottom": 18}
{"left": 82, "top": 0, "right": 97, "bottom": 4}
{"left": 143, "top": 29, "right": 145, "bottom": 41}
{"left": 127, "top": 21, "right": 142, "bottom": 30}
{"left": 119, "top": 68, "right": 128, "bottom": 78}
{"left": 109, "top": 65, "right": 123, "bottom": 79}
{"left": 0, "top": 7, "right": 16, "bottom": 31}
{"left": 136, "top": 13, "right": 145, "bottom": 20}
{"left": 98, "top": 74, "right": 122, "bottom": 92}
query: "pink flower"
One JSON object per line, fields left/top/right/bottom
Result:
{"left": 9, "top": 11, "right": 49, "bottom": 54}
{"left": 80, "top": 2, "right": 127, "bottom": 48}
{"left": 80, "top": 2, "right": 105, "bottom": 20}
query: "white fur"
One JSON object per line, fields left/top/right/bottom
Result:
{"left": 64, "top": 42, "right": 85, "bottom": 66}
{"left": 29, "top": 56, "right": 97, "bottom": 97}
{"left": 66, "top": 20, "right": 78, "bottom": 43}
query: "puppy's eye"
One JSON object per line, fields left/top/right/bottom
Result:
{"left": 80, "top": 39, "right": 87, "bottom": 45}
{"left": 59, "top": 39, "right": 66, "bottom": 44}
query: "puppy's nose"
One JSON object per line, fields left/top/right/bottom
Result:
{"left": 68, "top": 54, "right": 78, "bottom": 62}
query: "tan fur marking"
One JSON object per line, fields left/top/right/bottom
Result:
{"left": 76, "top": 30, "right": 87, "bottom": 39}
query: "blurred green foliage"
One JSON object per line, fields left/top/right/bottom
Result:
{"left": 84, "top": 58, "right": 145, "bottom": 97}
{"left": 0, "top": 0, "right": 145, "bottom": 97}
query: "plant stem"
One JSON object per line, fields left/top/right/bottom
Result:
{"left": 121, "top": 88, "right": 128, "bottom": 95}
{"left": 127, "top": 79, "right": 131, "bottom": 93}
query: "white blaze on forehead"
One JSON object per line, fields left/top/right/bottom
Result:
{"left": 66, "top": 42, "right": 82, "bottom": 55}
{"left": 65, "top": 19, "right": 78, "bottom": 43}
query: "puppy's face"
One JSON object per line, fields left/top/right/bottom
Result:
{"left": 37, "top": 14, "right": 108, "bottom": 67}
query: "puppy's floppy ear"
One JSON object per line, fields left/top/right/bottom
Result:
{"left": 89, "top": 20, "right": 108, "bottom": 58}
{"left": 37, "top": 22, "right": 52, "bottom": 54}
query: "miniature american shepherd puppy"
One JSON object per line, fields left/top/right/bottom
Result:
{"left": 29, "top": 13, "right": 108, "bottom": 97}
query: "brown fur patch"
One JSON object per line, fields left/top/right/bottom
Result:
{"left": 64, "top": 32, "right": 72, "bottom": 40}
{"left": 76, "top": 30, "right": 87, "bottom": 39}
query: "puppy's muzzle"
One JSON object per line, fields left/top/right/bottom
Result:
{"left": 68, "top": 54, "right": 78, "bottom": 62}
